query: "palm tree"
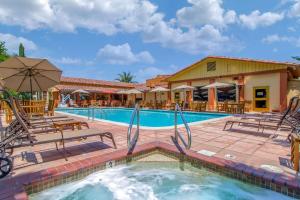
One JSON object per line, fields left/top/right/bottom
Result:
{"left": 115, "top": 72, "right": 136, "bottom": 83}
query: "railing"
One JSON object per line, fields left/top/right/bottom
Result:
{"left": 127, "top": 103, "right": 140, "bottom": 151}
{"left": 174, "top": 103, "right": 192, "bottom": 149}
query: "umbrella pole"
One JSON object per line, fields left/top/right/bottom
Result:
{"left": 30, "top": 74, "right": 33, "bottom": 100}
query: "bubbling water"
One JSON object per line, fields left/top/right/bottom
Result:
{"left": 31, "top": 163, "right": 293, "bottom": 200}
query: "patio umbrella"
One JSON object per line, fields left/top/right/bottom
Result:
{"left": 0, "top": 56, "right": 62, "bottom": 98}
{"left": 117, "top": 89, "right": 128, "bottom": 104}
{"left": 126, "top": 89, "right": 142, "bottom": 94}
{"left": 150, "top": 86, "right": 170, "bottom": 105}
{"left": 201, "top": 82, "right": 233, "bottom": 89}
{"left": 201, "top": 82, "right": 233, "bottom": 104}
{"left": 72, "top": 89, "right": 89, "bottom": 94}
{"left": 172, "top": 85, "right": 195, "bottom": 107}
{"left": 126, "top": 89, "right": 142, "bottom": 104}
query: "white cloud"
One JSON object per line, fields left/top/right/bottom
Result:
{"left": 143, "top": 23, "right": 242, "bottom": 55}
{"left": 0, "top": 0, "right": 161, "bottom": 35}
{"left": 54, "top": 57, "right": 82, "bottom": 65}
{"left": 97, "top": 43, "right": 154, "bottom": 65}
{"left": 135, "top": 65, "right": 178, "bottom": 82}
{"left": 288, "top": 26, "right": 296, "bottom": 32}
{"left": 176, "top": 0, "right": 236, "bottom": 28}
{"left": 239, "top": 10, "right": 284, "bottom": 30}
{"left": 262, "top": 34, "right": 300, "bottom": 47}
{"left": 0, "top": 33, "right": 37, "bottom": 53}
{"left": 289, "top": 0, "right": 300, "bottom": 17}
{"left": 0, "top": 0, "right": 242, "bottom": 55}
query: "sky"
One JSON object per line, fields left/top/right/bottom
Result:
{"left": 0, "top": 0, "right": 299, "bottom": 82}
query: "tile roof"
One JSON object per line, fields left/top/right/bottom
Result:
{"left": 207, "top": 55, "right": 299, "bottom": 66}
{"left": 55, "top": 84, "right": 120, "bottom": 94}
{"left": 60, "top": 76, "right": 137, "bottom": 88}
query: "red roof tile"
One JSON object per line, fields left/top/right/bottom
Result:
{"left": 55, "top": 84, "right": 120, "bottom": 94}
{"left": 61, "top": 76, "right": 137, "bottom": 88}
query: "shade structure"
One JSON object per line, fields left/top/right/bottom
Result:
{"left": 126, "top": 89, "right": 142, "bottom": 94}
{"left": 150, "top": 86, "right": 170, "bottom": 93}
{"left": 201, "top": 82, "right": 234, "bottom": 108}
{"left": 150, "top": 86, "right": 170, "bottom": 106}
{"left": 172, "top": 85, "right": 195, "bottom": 91}
{"left": 116, "top": 89, "right": 129, "bottom": 94}
{"left": 0, "top": 57, "right": 62, "bottom": 96}
{"left": 201, "top": 82, "right": 233, "bottom": 89}
{"left": 71, "top": 89, "right": 90, "bottom": 94}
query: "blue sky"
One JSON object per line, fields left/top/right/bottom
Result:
{"left": 0, "top": 0, "right": 299, "bottom": 82}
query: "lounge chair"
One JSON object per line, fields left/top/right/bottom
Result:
{"left": 223, "top": 98, "right": 298, "bottom": 133}
{"left": 11, "top": 97, "right": 84, "bottom": 133}
{"left": 13, "top": 97, "right": 69, "bottom": 122}
{"left": 241, "top": 96, "right": 299, "bottom": 122}
{"left": 0, "top": 99, "right": 117, "bottom": 178}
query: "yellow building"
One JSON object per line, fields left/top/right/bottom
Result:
{"left": 166, "top": 56, "right": 300, "bottom": 112}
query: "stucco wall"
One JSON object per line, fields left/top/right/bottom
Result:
{"left": 244, "top": 73, "right": 280, "bottom": 111}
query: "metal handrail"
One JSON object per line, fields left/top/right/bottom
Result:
{"left": 174, "top": 103, "right": 192, "bottom": 149}
{"left": 127, "top": 103, "right": 140, "bottom": 150}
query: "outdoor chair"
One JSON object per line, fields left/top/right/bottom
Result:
{"left": 223, "top": 97, "right": 299, "bottom": 133}
{"left": 0, "top": 98, "right": 117, "bottom": 178}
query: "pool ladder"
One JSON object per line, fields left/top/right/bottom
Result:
{"left": 174, "top": 103, "right": 192, "bottom": 149}
{"left": 127, "top": 103, "right": 140, "bottom": 151}
{"left": 87, "top": 107, "right": 106, "bottom": 121}
{"left": 127, "top": 103, "right": 191, "bottom": 151}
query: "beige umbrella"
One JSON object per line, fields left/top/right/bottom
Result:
{"left": 150, "top": 86, "right": 170, "bottom": 104}
{"left": 172, "top": 85, "right": 195, "bottom": 107}
{"left": 0, "top": 56, "right": 62, "bottom": 98}
{"left": 201, "top": 82, "right": 233, "bottom": 89}
{"left": 201, "top": 82, "right": 233, "bottom": 105}
{"left": 117, "top": 89, "right": 128, "bottom": 104}
{"left": 72, "top": 89, "right": 90, "bottom": 94}
{"left": 126, "top": 89, "right": 142, "bottom": 94}
{"left": 126, "top": 89, "right": 142, "bottom": 104}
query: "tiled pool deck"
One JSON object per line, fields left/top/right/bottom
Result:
{"left": 1, "top": 113, "right": 300, "bottom": 199}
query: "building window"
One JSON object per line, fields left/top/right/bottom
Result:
{"left": 207, "top": 61, "right": 216, "bottom": 71}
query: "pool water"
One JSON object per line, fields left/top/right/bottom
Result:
{"left": 56, "top": 108, "right": 228, "bottom": 127}
{"left": 30, "top": 162, "right": 292, "bottom": 200}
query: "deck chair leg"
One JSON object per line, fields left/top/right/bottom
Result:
{"left": 61, "top": 140, "right": 68, "bottom": 161}
{"left": 104, "top": 132, "right": 117, "bottom": 149}
{"left": 230, "top": 122, "right": 234, "bottom": 129}
{"left": 223, "top": 122, "right": 228, "bottom": 130}
{"left": 110, "top": 133, "right": 117, "bottom": 149}
{"left": 100, "top": 135, "right": 103, "bottom": 142}
{"left": 55, "top": 142, "right": 58, "bottom": 150}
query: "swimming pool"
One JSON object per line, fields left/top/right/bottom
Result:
{"left": 30, "top": 161, "right": 292, "bottom": 200}
{"left": 56, "top": 108, "right": 228, "bottom": 128}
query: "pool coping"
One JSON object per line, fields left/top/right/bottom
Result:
{"left": 55, "top": 110, "right": 231, "bottom": 130}
{"left": 2, "top": 141, "right": 300, "bottom": 200}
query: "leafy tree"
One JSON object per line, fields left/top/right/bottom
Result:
{"left": 115, "top": 72, "right": 136, "bottom": 83}
{"left": 0, "top": 41, "right": 9, "bottom": 62}
{"left": 18, "top": 43, "right": 25, "bottom": 57}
